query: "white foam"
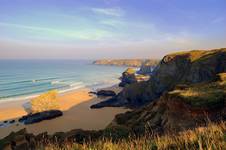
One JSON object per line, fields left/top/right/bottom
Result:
{"left": 0, "top": 80, "right": 119, "bottom": 104}
{"left": 51, "top": 80, "right": 61, "bottom": 85}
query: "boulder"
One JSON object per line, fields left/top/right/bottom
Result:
{"left": 19, "top": 110, "right": 63, "bottom": 125}
{"left": 96, "top": 90, "right": 116, "bottom": 97}
{"left": 9, "top": 120, "right": 15, "bottom": 124}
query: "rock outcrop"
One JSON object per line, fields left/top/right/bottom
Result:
{"left": 137, "top": 59, "right": 158, "bottom": 74}
{"left": 109, "top": 73, "right": 226, "bottom": 134}
{"left": 93, "top": 59, "right": 159, "bottom": 67}
{"left": 118, "top": 68, "right": 150, "bottom": 87}
{"left": 19, "top": 110, "right": 63, "bottom": 125}
{"left": 96, "top": 90, "right": 116, "bottom": 97}
{"left": 119, "top": 68, "right": 137, "bottom": 87}
{"left": 91, "top": 48, "right": 226, "bottom": 108}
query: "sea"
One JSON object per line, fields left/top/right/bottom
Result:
{"left": 0, "top": 60, "right": 127, "bottom": 102}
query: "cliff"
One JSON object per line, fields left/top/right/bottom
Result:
{"left": 1, "top": 48, "right": 226, "bottom": 149}
{"left": 109, "top": 73, "right": 226, "bottom": 134}
{"left": 2, "top": 74, "right": 225, "bottom": 149}
{"left": 93, "top": 59, "right": 159, "bottom": 67}
{"left": 91, "top": 48, "right": 226, "bottom": 108}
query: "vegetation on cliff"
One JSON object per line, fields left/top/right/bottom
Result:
{"left": 1, "top": 48, "right": 226, "bottom": 150}
{"left": 92, "top": 48, "right": 226, "bottom": 108}
{"left": 40, "top": 122, "right": 226, "bottom": 150}
{"left": 169, "top": 73, "right": 226, "bottom": 108}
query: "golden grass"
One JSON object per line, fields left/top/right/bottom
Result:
{"left": 39, "top": 121, "right": 226, "bottom": 150}
{"left": 165, "top": 48, "right": 226, "bottom": 62}
{"left": 31, "top": 90, "right": 59, "bottom": 113}
{"left": 169, "top": 78, "right": 226, "bottom": 108}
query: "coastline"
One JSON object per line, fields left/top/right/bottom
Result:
{"left": 0, "top": 85, "right": 129, "bottom": 139}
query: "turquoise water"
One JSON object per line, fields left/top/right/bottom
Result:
{"left": 0, "top": 60, "right": 126, "bottom": 101}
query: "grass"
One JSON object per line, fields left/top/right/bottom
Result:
{"left": 169, "top": 74, "right": 226, "bottom": 108}
{"left": 38, "top": 121, "right": 226, "bottom": 150}
{"left": 165, "top": 48, "right": 226, "bottom": 63}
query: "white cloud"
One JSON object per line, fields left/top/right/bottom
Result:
{"left": 0, "top": 22, "right": 112, "bottom": 40}
{"left": 91, "top": 7, "right": 124, "bottom": 17}
{"left": 99, "top": 19, "right": 125, "bottom": 27}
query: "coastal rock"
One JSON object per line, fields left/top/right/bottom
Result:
{"left": 96, "top": 90, "right": 116, "bottom": 97}
{"left": 9, "top": 120, "right": 15, "bottom": 124}
{"left": 119, "top": 68, "right": 137, "bottom": 87}
{"left": 92, "top": 48, "right": 226, "bottom": 108}
{"left": 2, "top": 74, "right": 225, "bottom": 149}
{"left": 137, "top": 59, "right": 159, "bottom": 75}
{"left": 19, "top": 110, "right": 63, "bottom": 125}
{"left": 109, "top": 74, "right": 226, "bottom": 134}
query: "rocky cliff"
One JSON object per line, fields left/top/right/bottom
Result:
{"left": 93, "top": 59, "right": 159, "bottom": 67}
{"left": 91, "top": 48, "right": 226, "bottom": 108}
{"left": 109, "top": 73, "right": 226, "bottom": 134}
{"left": 1, "top": 48, "right": 226, "bottom": 149}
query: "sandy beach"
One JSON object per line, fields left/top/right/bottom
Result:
{"left": 0, "top": 86, "right": 129, "bottom": 139}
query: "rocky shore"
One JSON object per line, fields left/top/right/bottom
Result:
{"left": 1, "top": 48, "right": 225, "bottom": 150}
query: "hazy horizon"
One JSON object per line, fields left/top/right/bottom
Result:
{"left": 0, "top": 0, "right": 225, "bottom": 59}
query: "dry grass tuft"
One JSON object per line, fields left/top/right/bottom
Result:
{"left": 40, "top": 122, "right": 226, "bottom": 150}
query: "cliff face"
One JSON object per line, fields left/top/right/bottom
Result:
{"left": 1, "top": 48, "right": 226, "bottom": 149}
{"left": 93, "top": 59, "right": 159, "bottom": 67}
{"left": 91, "top": 48, "right": 226, "bottom": 108}
{"left": 109, "top": 73, "right": 226, "bottom": 134}
{"left": 137, "top": 60, "right": 157, "bottom": 74}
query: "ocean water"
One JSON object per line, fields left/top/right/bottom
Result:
{"left": 0, "top": 60, "right": 126, "bottom": 102}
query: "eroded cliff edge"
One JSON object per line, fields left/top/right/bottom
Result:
{"left": 91, "top": 48, "right": 226, "bottom": 108}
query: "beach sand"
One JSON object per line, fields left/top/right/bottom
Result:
{"left": 0, "top": 87, "right": 128, "bottom": 139}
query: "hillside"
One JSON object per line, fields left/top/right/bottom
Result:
{"left": 38, "top": 122, "right": 225, "bottom": 150}
{"left": 93, "top": 59, "right": 159, "bottom": 67}
{"left": 91, "top": 48, "right": 226, "bottom": 108}
{"left": 109, "top": 73, "right": 226, "bottom": 134}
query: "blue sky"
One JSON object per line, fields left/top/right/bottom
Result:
{"left": 0, "top": 0, "right": 225, "bottom": 59}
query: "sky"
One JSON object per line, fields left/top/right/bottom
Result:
{"left": 0, "top": 0, "right": 225, "bottom": 59}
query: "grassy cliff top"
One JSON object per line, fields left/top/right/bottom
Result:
{"left": 163, "top": 48, "right": 226, "bottom": 63}
{"left": 169, "top": 73, "right": 226, "bottom": 108}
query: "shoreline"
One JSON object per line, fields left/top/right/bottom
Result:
{"left": 0, "top": 79, "right": 121, "bottom": 104}
{"left": 0, "top": 85, "right": 129, "bottom": 139}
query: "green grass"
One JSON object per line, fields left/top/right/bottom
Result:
{"left": 39, "top": 122, "right": 226, "bottom": 150}
{"left": 169, "top": 74, "right": 226, "bottom": 108}
{"left": 165, "top": 48, "right": 226, "bottom": 63}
